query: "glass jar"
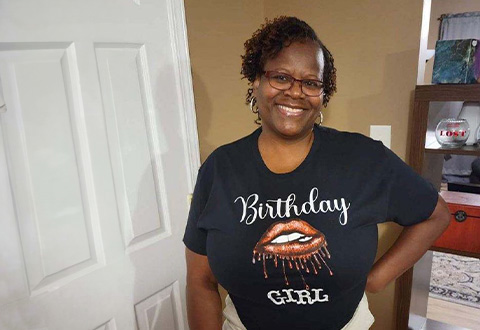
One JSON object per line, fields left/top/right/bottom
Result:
{"left": 435, "top": 118, "right": 470, "bottom": 148}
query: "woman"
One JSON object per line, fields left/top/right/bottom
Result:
{"left": 184, "top": 16, "right": 450, "bottom": 330}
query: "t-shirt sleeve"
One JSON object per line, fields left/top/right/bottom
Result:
{"left": 383, "top": 146, "right": 439, "bottom": 226}
{"left": 183, "top": 156, "right": 215, "bottom": 255}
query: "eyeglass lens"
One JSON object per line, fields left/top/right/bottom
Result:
{"left": 265, "top": 71, "right": 323, "bottom": 96}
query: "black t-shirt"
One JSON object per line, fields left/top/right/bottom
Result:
{"left": 183, "top": 124, "right": 438, "bottom": 330}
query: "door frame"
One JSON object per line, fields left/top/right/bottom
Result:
{"left": 167, "top": 0, "right": 201, "bottom": 190}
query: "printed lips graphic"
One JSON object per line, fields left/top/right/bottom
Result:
{"left": 253, "top": 219, "right": 333, "bottom": 290}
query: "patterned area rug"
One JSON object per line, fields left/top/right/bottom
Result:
{"left": 429, "top": 251, "right": 480, "bottom": 308}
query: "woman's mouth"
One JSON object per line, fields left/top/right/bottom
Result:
{"left": 276, "top": 104, "right": 305, "bottom": 117}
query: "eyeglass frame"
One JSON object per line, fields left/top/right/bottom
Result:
{"left": 262, "top": 71, "right": 324, "bottom": 97}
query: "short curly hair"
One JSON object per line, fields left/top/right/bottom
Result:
{"left": 241, "top": 16, "right": 337, "bottom": 120}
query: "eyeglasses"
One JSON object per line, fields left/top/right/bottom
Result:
{"left": 263, "top": 71, "right": 323, "bottom": 96}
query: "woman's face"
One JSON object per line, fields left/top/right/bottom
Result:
{"left": 253, "top": 41, "right": 324, "bottom": 140}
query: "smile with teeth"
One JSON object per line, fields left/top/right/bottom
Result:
{"left": 277, "top": 105, "right": 305, "bottom": 116}
{"left": 253, "top": 219, "right": 333, "bottom": 290}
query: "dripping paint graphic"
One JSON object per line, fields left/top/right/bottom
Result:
{"left": 252, "top": 219, "right": 333, "bottom": 290}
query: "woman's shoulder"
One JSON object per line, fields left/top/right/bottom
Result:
{"left": 318, "top": 125, "right": 383, "bottom": 147}
{"left": 316, "top": 125, "right": 387, "bottom": 160}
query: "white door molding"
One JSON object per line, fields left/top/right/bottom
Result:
{"left": 167, "top": 0, "right": 201, "bottom": 191}
{"left": 417, "top": 0, "right": 436, "bottom": 85}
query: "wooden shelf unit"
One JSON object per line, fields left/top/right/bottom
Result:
{"left": 410, "top": 83, "right": 480, "bottom": 256}
{"left": 397, "top": 84, "right": 480, "bottom": 330}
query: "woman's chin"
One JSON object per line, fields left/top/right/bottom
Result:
{"left": 272, "top": 124, "right": 312, "bottom": 139}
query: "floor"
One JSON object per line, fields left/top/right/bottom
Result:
{"left": 427, "top": 297, "right": 480, "bottom": 330}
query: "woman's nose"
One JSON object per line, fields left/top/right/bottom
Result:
{"left": 284, "top": 80, "right": 304, "bottom": 98}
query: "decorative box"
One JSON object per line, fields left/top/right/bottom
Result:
{"left": 433, "top": 191, "right": 480, "bottom": 256}
{"left": 432, "top": 39, "right": 480, "bottom": 84}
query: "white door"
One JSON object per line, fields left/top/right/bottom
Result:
{"left": 0, "top": 0, "right": 199, "bottom": 329}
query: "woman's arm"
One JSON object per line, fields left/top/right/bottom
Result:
{"left": 185, "top": 247, "right": 222, "bottom": 330}
{"left": 366, "top": 196, "right": 451, "bottom": 293}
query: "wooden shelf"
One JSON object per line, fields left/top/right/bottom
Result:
{"left": 425, "top": 144, "right": 480, "bottom": 156}
{"left": 415, "top": 84, "right": 480, "bottom": 102}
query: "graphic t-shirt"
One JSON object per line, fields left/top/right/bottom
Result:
{"left": 183, "top": 124, "right": 438, "bottom": 330}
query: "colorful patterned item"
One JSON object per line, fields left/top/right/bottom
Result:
{"left": 432, "top": 39, "right": 480, "bottom": 84}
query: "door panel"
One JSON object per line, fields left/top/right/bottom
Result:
{"left": 95, "top": 44, "right": 171, "bottom": 251}
{"left": 94, "top": 319, "right": 117, "bottom": 330}
{"left": 134, "top": 281, "right": 184, "bottom": 330}
{"left": 0, "top": 44, "right": 104, "bottom": 297}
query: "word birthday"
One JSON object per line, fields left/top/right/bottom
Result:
{"left": 267, "top": 288, "right": 329, "bottom": 305}
{"left": 234, "top": 187, "right": 350, "bottom": 225}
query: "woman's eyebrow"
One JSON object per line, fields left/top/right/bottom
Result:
{"left": 267, "top": 69, "right": 322, "bottom": 79}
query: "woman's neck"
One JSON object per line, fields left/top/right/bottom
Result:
{"left": 258, "top": 127, "right": 315, "bottom": 174}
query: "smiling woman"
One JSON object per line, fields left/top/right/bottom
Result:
{"left": 252, "top": 41, "right": 324, "bottom": 140}
{"left": 183, "top": 16, "right": 450, "bottom": 330}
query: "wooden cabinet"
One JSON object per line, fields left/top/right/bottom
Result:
{"left": 433, "top": 191, "right": 480, "bottom": 257}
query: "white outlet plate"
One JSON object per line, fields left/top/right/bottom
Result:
{"left": 370, "top": 125, "right": 391, "bottom": 149}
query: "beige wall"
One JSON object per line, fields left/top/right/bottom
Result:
{"left": 184, "top": 0, "right": 264, "bottom": 161}
{"left": 184, "top": 1, "right": 424, "bottom": 329}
